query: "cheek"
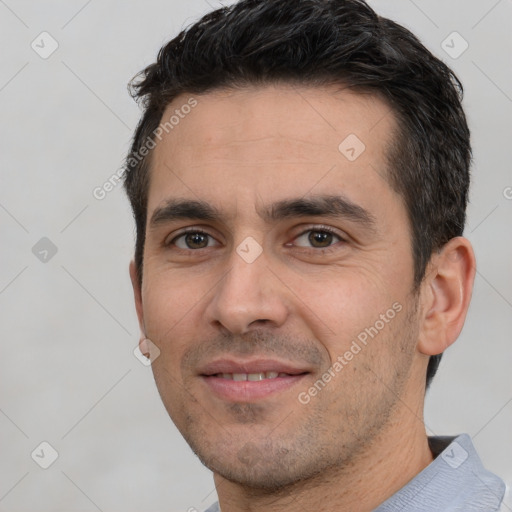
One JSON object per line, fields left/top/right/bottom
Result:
{"left": 141, "top": 273, "right": 207, "bottom": 359}
{"left": 290, "top": 266, "right": 401, "bottom": 352}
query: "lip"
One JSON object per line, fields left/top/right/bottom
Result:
{"left": 199, "top": 358, "right": 310, "bottom": 402}
{"left": 199, "top": 358, "right": 309, "bottom": 376}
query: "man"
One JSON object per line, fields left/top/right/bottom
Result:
{"left": 123, "top": 0, "right": 507, "bottom": 510}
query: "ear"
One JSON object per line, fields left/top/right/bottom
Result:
{"left": 417, "top": 237, "right": 476, "bottom": 356}
{"left": 129, "top": 260, "right": 147, "bottom": 353}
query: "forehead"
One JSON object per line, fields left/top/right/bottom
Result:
{"left": 148, "top": 84, "right": 398, "bottom": 215}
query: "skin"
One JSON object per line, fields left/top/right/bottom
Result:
{"left": 129, "top": 84, "right": 476, "bottom": 511}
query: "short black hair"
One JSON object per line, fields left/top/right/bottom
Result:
{"left": 123, "top": 0, "right": 471, "bottom": 388}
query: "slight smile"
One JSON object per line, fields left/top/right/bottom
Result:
{"left": 199, "top": 359, "right": 311, "bottom": 401}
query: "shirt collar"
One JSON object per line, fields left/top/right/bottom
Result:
{"left": 374, "top": 433, "right": 505, "bottom": 512}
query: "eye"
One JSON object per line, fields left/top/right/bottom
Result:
{"left": 293, "top": 228, "right": 343, "bottom": 248}
{"left": 171, "top": 231, "right": 218, "bottom": 250}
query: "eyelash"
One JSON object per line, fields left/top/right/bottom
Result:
{"left": 165, "top": 228, "right": 214, "bottom": 248}
{"left": 166, "top": 226, "right": 346, "bottom": 251}
{"left": 290, "top": 225, "right": 346, "bottom": 249}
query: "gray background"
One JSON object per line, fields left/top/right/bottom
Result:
{"left": 0, "top": 1, "right": 511, "bottom": 511}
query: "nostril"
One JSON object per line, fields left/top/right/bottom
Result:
{"left": 249, "top": 319, "right": 271, "bottom": 326}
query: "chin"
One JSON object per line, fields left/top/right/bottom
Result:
{"left": 190, "top": 436, "right": 331, "bottom": 492}
{"left": 208, "top": 460, "right": 309, "bottom": 491}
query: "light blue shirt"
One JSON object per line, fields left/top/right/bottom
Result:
{"left": 203, "top": 434, "right": 506, "bottom": 511}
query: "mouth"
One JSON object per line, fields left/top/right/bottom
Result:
{"left": 209, "top": 371, "right": 295, "bottom": 381}
{"left": 199, "top": 359, "right": 310, "bottom": 401}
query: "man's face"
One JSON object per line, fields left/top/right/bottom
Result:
{"left": 133, "top": 85, "right": 426, "bottom": 489}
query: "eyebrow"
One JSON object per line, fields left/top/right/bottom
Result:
{"left": 148, "top": 195, "right": 377, "bottom": 232}
{"left": 149, "top": 199, "right": 222, "bottom": 228}
{"left": 262, "top": 195, "right": 377, "bottom": 232}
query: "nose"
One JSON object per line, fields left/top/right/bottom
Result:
{"left": 204, "top": 247, "right": 289, "bottom": 335}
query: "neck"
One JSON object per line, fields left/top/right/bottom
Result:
{"left": 213, "top": 395, "right": 433, "bottom": 512}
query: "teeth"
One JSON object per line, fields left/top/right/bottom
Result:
{"left": 218, "top": 372, "right": 283, "bottom": 380}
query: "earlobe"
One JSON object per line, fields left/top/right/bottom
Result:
{"left": 129, "top": 260, "right": 146, "bottom": 338}
{"left": 139, "top": 337, "right": 150, "bottom": 358}
{"left": 417, "top": 237, "right": 476, "bottom": 356}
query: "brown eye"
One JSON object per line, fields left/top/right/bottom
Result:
{"left": 293, "top": 229, "right": 341, "bottom": 248}
{"left": 172, "top": 231, "right": 216, "bottom": 249}
{"left": 185, "top": 232, "right": 209, "bottom": 249}
{"left": 308, "top": 231, "right": 333, "bottom": 248}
